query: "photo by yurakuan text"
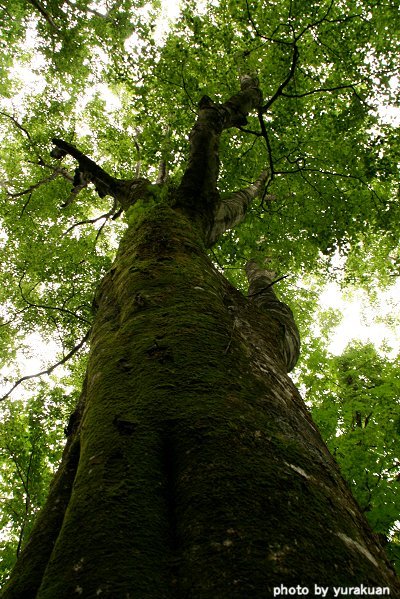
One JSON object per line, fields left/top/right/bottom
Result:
{"left": 273, "top": 585, "right": 390, "bottom": 597}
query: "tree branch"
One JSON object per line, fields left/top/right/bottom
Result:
{"left": 27, "top": 0, "right": 58, "bottom": 30}
{"left": 0, "top": 111, "right": 48, "bottom": 165}
{"left": 156, "top": 126, "right": 170, "bottom": 185}
{"left": 245, "top": 261, "right": 300, "bottom": 372}
{"left": 18, "top": 277, "right": 91, "bottom": 325}
{"left": 0, "top": 330, "right": 90, "bottom": 402}
{"left": 0, "top": 306, "right": 28, "bottom": 328}
{"left": 245, "top": 0, "right": 293, "bottom": 46}
{"left": 51, "top": 138, "right": 156, "bottom": 210}
{"left": 248, "top": 275, "right": 289, "bottom": 297}
{"left": 0, "top": 111, "right": 34, "bottom": 143}
{"left": 281, "top": 84, "right": 357, "bottom": 99}
{"left": 258, "top": 111, "right": 275, "bottom": 184}
{"left": 51, "top": 138, "right": 118, "bottom": 194}
{"left": 16, "top": 450, "right": 34, "bottom": 557}
{"left": 174, "top": 75, "right": 263, "bottom": 227}
{"left": 6, "top": 172, "right": 60, "bottom": 199}
{"left": 261, "top": 44, "right": 299, "bottom": 112}
{"left": 207, "top": 169, "right": 271, "bottom": 246}
{"left": 28, "top": 160, "right": 74, "bottom": 182}
{"left": 295, "top": 0, "right": 335, "bottom": 41}
{"left": 62, "top": 0, "right": 107, "bottom": 19}
{"left": 64, "top": 207, "right": 117, "bottom": 236}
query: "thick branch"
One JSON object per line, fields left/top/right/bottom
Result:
{"left": 245, "top": 261, "right": 300, "bottom": 372}
{"left": 207, "top": 169, "right": 271, "bottom": 246}
{"left": 51, "top": 139, "right": 155, "bottom": 210}
{"left": 174, "top": 75, "right": 263, "bottom": 229}
{"left": 51, "top": 138, "right": 118, "bottom": 195}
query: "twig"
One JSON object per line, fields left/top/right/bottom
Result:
{"left": 281, "top": 84, "right": 357, "bottom": 99}
{"left": 245, "top": 0, "right": 292, "bottom": 46}
{"left": 0, "top": 111, "right": 46, "bottom": 163}
{"left": 0, "top": 111, "right": 34, "bottom": 143}
{"left": 180, "top": 65, "right": 197, "bottom": 112}
{"left": 64, "top": 209, "right": 115, "bottom": 235}
{"left": 62, "top": 0, "right": 107, "bottom": 18}
{"left": 18, "top": 278, "right": 91, "bottom": 324}
{"left": 258, "top": 111, "right": 275, "bottom": 187}
{"left": 237, "top": 126, "right": 263, "bottom": 137}
{"left": 94, "top": 218, "right": 109, "bottom": 245}
{"left": 0, "top": 306, "right": 28, "bottom": 328}
{"left": 248, "top": 275, "right": 289, "bottom": 297}
{"left": 276, "top": 165, "right": 384, "bottom": 200}
{"left": 7, "top": 172, "right": 60, "bottom": 199}
{"left": 20, "top": 194, "right": 33, "bottom": 218}
{"left": 27, "top": 161, "right": 74, "bottom": 183}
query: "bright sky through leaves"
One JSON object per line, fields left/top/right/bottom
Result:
{"left": 320, "top": 280, "right": 400, "bottom": 356}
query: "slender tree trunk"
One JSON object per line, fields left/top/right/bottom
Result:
{"left": 2, "top": 76, "right": 399, "bottom": 598}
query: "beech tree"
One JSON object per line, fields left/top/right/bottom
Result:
{"left": 1, "top": 0, "right": 399, "bottom": 596}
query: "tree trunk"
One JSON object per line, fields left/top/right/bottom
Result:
{"left": 3, "top": 202, "right": 399, "bottom": 598}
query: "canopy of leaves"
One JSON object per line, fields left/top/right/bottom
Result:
{"left": 0, "top": 0, "right": 399, "bottom": 581}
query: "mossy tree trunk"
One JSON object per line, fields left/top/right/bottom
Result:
{"left": 3, "top": 77, "right": 399, "bottom": 599}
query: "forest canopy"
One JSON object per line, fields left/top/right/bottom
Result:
{"left": 0, "top": 0, "right": 399, "bottom": 583}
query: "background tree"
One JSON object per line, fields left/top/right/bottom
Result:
{"left": 299, "top": 340, "right": 400, "bottom": 571}
{"left": 0, "top": 0, "right": 399, "bottom": 595}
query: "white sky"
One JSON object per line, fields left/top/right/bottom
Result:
{"left": 320, "top": 281, "right": 400, "bottom": 356}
